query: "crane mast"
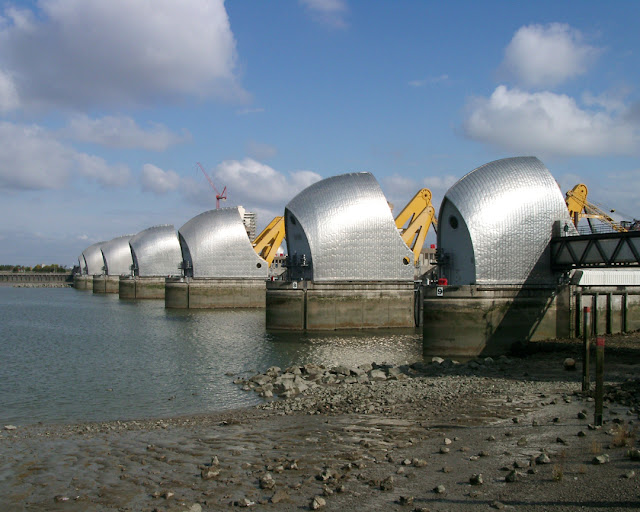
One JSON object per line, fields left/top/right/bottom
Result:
{"left": 395, "top": 188, "right": 438, "bottom": 265}
{"left": 197, "top": 162, "right": 227, "bottom": 209}
{"left": 565, "top": 183, "right": 627, "bottom": 233}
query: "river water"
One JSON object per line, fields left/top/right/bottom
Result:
{"left": 0, "top": 287, "right": 423, "bottom": 426}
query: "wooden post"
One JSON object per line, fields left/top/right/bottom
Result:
{"left": 595, "top": 336, "right": 605, "bottom": 426}
{"left": 582, "top": 306, "right": 591, "bottom": 393}
{"left": 622, "top": 292, "right": 628, "bottom": 334}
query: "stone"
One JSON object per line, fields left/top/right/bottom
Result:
{"left": 491, "top": 501, "right": 506, "bottom": 510}
{"left": 201, "top": 468, "right": 220, "bottom": 480}
{"left": 259, "top": 473, "right": 275, "bottom": 489}
{"left": 3, "top": 425, "right": 17, "bottom": 431}
{"left": 563, "top": 358, "right": 576, "bottom": 371}
{"left": 443, "top": 437, "right": 452, "bottom": 445}
{"left": 578, "top": 411, "right": 587, "bottom": 420}
{"left": 439, "top": 447, "right": 450, "bottom": 454}
{"left": 623, "top": 470, "right": 636, "bottom": 479}
{"left": 505, "top": 470, "right": 520, "bottom": 483}
{"left": 593, "top": 454, "right": 610, "bottom": 465}
{"left": 536, "top": 453, "right": 551, "bottom": 465}
{"left": 310, "top": 496, "right": 326, "bottom": 510}
{"left": 628, "top": 448, "right": 640, "bottom": 461}
{"left": 380, "top": 475, "right": 394, "bottom": 491}
{"left": 517, "top": 437, "right": 527, "bottom": 447}
{"left": 234, "top": 498, "right": 255, "bottom": 507}
{"left": 577, "top": 430, "right": 587, "bottom": 437}
{"left": 433, "top": 484, "right": 446, "bottom": 494}
{"left": 369, "top": 369, "right": 387, "bottom": 381}
{"left": 470, "top": 473, "right": 483, "bottom": 485}
{"left": 431, "top": 356, "right": 445, "bottom": 364}
{"left": 412, "top": 458, "right": 427, "bottom": 467}
{"left": 398, "top": 495, "right": 414, "bottom": 505}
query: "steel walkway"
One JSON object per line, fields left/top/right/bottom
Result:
{"left": 550, "top": 230, "right": 640, "bottom": 270}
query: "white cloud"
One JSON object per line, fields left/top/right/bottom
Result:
{"left": 212, "top": 158, "right": 322, "bottom": 207}
{"left": 65, "top": 115, "right": 189, "bottom": 151}
{"left": 140, "top": 164, "right": 181, "bottom": 194}
{"left": 0, "top": 121, "right": 131, "bottom": 190}
{"left": 0, "top": 69, "right": 19, "bottom": 111}
{"left": 74, "top": 154, "right": 131, "bottom": 187}
{"left": 463, "top": 85, "right": 640, "bottom": 157}
{"left": 299, "top": 0, "right": 348, "bottom": 29}
{"left": 0, "top": 0, "right": 246, "bottom": 111}
{"left": 501, "top": 23, "right": 601, "bottom": 88}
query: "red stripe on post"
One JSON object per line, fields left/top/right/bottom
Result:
{"left": 596, "top": 337, "right": 605, "bottom": 347}
{"left": 584, "top": 307, "right": 591, "bottom": 313}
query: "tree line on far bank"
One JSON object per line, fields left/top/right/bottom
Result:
{"left": 0, "top": 264, "right": 69, "bottom": 273}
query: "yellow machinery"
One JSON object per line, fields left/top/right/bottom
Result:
{"left": 565, "top": 183, "right": 627, "bottom": 233}
{"left": 395, "top": 188, "right": 438, "bottom": 265}
{"left": 252, "top": 216, "right": 286, "bottom": 265}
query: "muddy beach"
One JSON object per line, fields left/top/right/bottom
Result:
{"left": 2, "top": 335, "right": 640, "bottom": 511}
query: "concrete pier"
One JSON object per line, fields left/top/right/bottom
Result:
{"left": 93, "top": 275, "right": 120, "bottom": 294}
{"left": 423, "top": 283, "right": 640, "bottom": 357}
{"left": 266, "top": 281, "right": 415, "bottom": 330}
{"left": 73, "top": 275, "right": 93, "bottom": 290}
{"left": 165, "top": 277, "right": 266, "bottom": 309}
{"left": 119, "top": 276, "right": 166, "bottom": 300}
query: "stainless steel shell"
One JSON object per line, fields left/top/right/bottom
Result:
{"left": 178, "top": 207, "right": 268, "bottom": 278}
{"left": 129, "top": 225, "right": 182, "bottom": 277}
{"left": 101, "top": 235, "right": 135, "bottom": 276}
{"left": 438, "top": 157, "right": 576, "bottom": 285}
{"left": 77, "top": 256, "right": 85, "bottom": 274}
{"left": 82, "top": 242, "right": 106, "bottom": 275}
{"left": 284, "top": 172, "right": 414, "bottom": 282}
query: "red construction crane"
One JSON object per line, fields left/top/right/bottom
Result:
{"left": 197, "top": 162, "right": 227, "bottom": 209}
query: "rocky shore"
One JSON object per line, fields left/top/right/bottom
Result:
{"left": 1, "top": 335, "right": 640, "bottom": 511}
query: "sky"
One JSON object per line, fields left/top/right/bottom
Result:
{"left": 1, "top": 0, "right": 639, "bottom": 266}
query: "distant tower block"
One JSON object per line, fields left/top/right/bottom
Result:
{"left": 266, "top": 172, "right": 416, "bottom": 330}
{"left": 74, "top": 241, "right": 106, "bottom": 290}
{"left": 238, "top": 206, "right": 257, "bottom": 241}
{"left": 120, "top": 225, "right": 182, "bottom": 300}
{"left": 166, "top": 207, "right": 268, "bottom": 309}
{"left": 423, "top": 156, "right": 579, "bottom": 357}
{"left": 93, "top": 235, "right": 134, "bottom": 294}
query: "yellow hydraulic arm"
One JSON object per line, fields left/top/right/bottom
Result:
{"left": 395, "top": 188, "right": 438, "bottom": 265}
{"left": 252, "top": 216, "right": 286, "bottom": 265}
{"left": 565, "top": 183, "right": 627, "bottom": 233}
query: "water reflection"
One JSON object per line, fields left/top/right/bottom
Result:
{"left": 0, "top": 287, "right": 423, "bottom": 425}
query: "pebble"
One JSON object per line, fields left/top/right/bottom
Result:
{"left": 469, "top": 473, "right": 483, "bottom": 485}
{"left": 433, "top": 484, "right": 446, "bottom": 494}
{"left": 310, "top": 496, "right": 326, "bottom": 510}
{"left": 593, "top": 454, "right": 610, "bottom": 465}
{"left": 623, "top": 470, "right": 635, "bottom": 479}
{"left": 536, "top": 453, "right": 551, "bottom": 464}
{"left": 439, "top": 447, "right": 450, "bottom": 454}
{"left": 398, "top": 495, "right": 414, "bottom": 505}
{"left": 380, "top": 475, "right": 394, "bottom": 491}
{"left": 3, "top": 425, "right": 17, "bottom": 431}
{"left": 505, "top": 470, "right": 520, "bottom": 483}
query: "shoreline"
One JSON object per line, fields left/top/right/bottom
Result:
{"left": 2, "top": 335, "right": 639, "bottom": 511}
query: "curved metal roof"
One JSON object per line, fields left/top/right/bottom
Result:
{"left": 101, "top": 235, "right": 134, "bottom": 276}
{"left": 285, "top": 172, "right": 414, "bottom": 282}
{"left": 438, "top": 156, "right": 576, "bottom": 285}
{"left": 82, "top": 241, "right": 107, "bottom": 276}
{"left": 129, "top": 225, "right": 182, "bottom": 277}
{"left": 178, "top": 207, "right": 268, "bottom": 278}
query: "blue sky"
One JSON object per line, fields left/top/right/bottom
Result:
{"left": 1, "top": 0, "right": 639, "bottom": 266}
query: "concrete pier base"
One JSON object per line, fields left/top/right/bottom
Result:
{"left": 119, "top": 276, "right": 167, "bottom": 299}
{"left": 164, "top": 277, "right": 266, "bottom": 309}
{"left": 93, "top": 275, "right": 120, "bottom": 294}
{"left": 423, "top": 283, "right": 640, "bottom": 357}
{"left": 423, "top": 285, "right": 570, "bottom": 357}
{"left": 266, "top": 280, "right": 415, "bottom": 330}
{"left": 73, "top": 275, "right": 93, "bottom": 290}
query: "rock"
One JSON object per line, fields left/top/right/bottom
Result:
{"left": 398, "top": 495, "right": 414, "bottom": 505}
{"left": 201, "top": 468, "right": 220, "bottom": 480}
{"left": 491, "top": 501, "right": 506, "bottom": 510}
{"left": 162, "top": 491, "right": 175, "bottom": 500}
{"left": 556, "top": 437, "right": 567, "bottom": 445}
{"left": 259, "top": 473, "right": 275, "bottom": 489}
{"left": 186, "top": 505, "right": 202, "bottom": 512}
{"left": 536, "top": 453, "right": 551, "bottom": 465}
{"left": 3, "top": 425, "right": 17, "bottom": 431}
{"left": 577, "top": 430, "right": 587, "bottom": 437}
{"left": 380, "top": 475, "right": 394, "bottom": 491}
{"left": 412, "top": 458, "right": 427, "bottom": 467}
{"left": 623, "top": 470, "right": 636, "bottom": 479}
{"left": 578, "top": 411, "right": 587, "bottom": 420}
{"left": 439, "top": 447, "right": 450, "bottom": 454}
{"left": 505, "top": 470, "right": 520, "bottom": 483}
{"left": 53, "top": 496, "right": 69, "bottom": 503}
{"left": 310, "top": 496, "right": 326, "bottom": 510}
{"left": 628, "top": 448, "right": 640, "bottom": 461}
{"left": 443, "top": 437, "right": 452, "bottom": 445}
{"left": 593, "top": 454, "right": 610, "bottom": 465}
{"left": 234, "top": 498, "right": 255, "bottom": 507}
{"left": 433, "top": 484, "right": 446, "bottom": 494}
{"left": 470, "top": 473, "right": 483, "bottom": 485}
{"left": 369, "top": 369, "right": 387, "bottom": 381}
{"left": 563, "top": 358, "right": 576, "bottom": 370}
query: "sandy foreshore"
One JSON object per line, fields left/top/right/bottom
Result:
{"left": 2, "top": 335, "right": 640, "bottom": 511}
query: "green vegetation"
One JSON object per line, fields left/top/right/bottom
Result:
{"left": 0, "top": 264, "right": 69, "bottom": 273}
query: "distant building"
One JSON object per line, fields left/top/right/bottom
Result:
{"left": 238, "top": 206, "right": 257, "bottom": 241}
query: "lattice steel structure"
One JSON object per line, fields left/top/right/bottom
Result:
{"left": 551, "top": 230, "right": 640, "bottom": 270}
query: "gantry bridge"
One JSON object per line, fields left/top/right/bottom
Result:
{"left": 550, "top": 230, "right": 640, "bottom": 271}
